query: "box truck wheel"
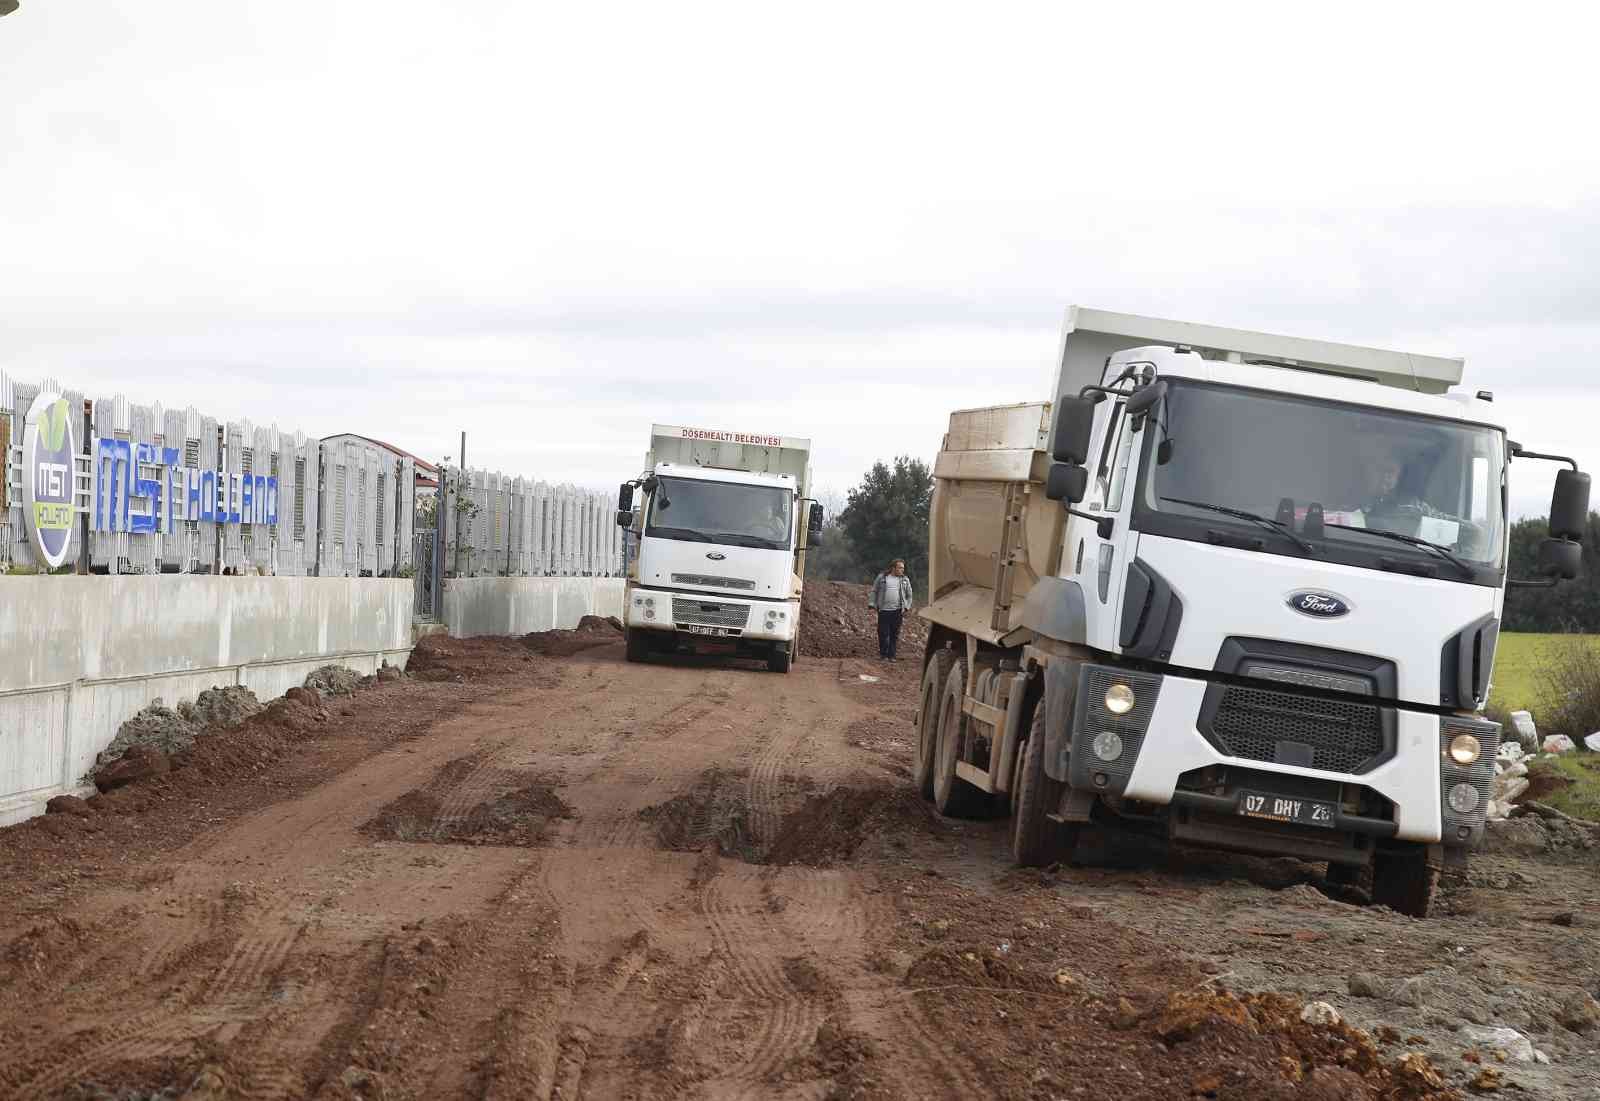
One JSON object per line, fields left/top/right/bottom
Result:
{"left": 1371, "top": 843, "right": 1440, "bottom": 918}
{"left": 914, "top": 649, "right": 955, "bottom": 801}
{"left": 1012, "top": 702, "right": 1075, "bottom": 867}
{"left": 767, "top": 644, "right": 792, "bottom": 674}
{"left": 933, "top": 659, "right": 988, "bottom": 818}
{"left": 625, "top": 628, "right": 650, "bottom": 663}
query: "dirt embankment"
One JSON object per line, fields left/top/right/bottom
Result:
{"left": 0, "top": 628, "right": 1596, "bottom": 1099}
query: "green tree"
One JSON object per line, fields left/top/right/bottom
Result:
{"left": 837, "top": 456, "right": 933, "bottom": 591}
{"left": 806, "top": 518, "right": 864, "bottom": 582}
{"left": 1504, "top": 512, "right": 1600, "bottom": 632}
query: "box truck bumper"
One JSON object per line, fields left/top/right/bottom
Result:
{"left": 1060, "top": 665, "right": 1499, "bottom": 848}
{"left": 624, "top": 589, "right": 798, "bottom": 643}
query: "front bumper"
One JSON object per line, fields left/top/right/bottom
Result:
{"left": 1063, "top": 664, "right": 1498, "bottom": 846}
{"left": 625, "top": 588, "right": 798, "bottom": 642}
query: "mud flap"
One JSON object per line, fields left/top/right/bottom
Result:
{"left": 1042, "top": 660, "right": 1079, "bottom": 783}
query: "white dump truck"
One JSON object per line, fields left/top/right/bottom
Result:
{"left": 915, "top": 307, "right": 1590, "bottom": 916}
{"left": 617, "top": 424, "right": 822, "bottom": 672}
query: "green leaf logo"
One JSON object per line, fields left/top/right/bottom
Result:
{"left": 44, "top": 398, "right": 69, "bottom": 450}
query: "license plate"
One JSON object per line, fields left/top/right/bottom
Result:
{"left": 684, "top": 625, "right": 739, "bottom": 637}
{"left": 1237, "top": 790, "right": 1336, "bottom": 829}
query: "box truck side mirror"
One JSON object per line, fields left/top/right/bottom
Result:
{"left": 1537, "top": 537, "right": 1582, "bottom": 580}
{"left": 615, "top": 509, "right": 634, "bottom": 528}
{"left": 1045, "top": 463, "right": 1087, "bottom": 503}
{"left": 618, "top": 482, "right": 634, "bottom": 511}
{"left": 1508, "top": 452, "right": 1589, "bottom": 588}
{"left": 1051, "top": 398, "right": 1096, "bottom": 466}
{"left": 807, "top": 503, "right": 825, "bottom": 534}
{"left": 1550, "top": 468, "right": 1591, "bottom": 541}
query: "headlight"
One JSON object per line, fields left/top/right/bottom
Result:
{"left": 644, "top": 609, "right": 655, "bottom": 620}
{"left": 1104, "top": 683, "right": 1136, "bottom": 715}
{"left": 1447, "top": 733, "right": 1481, "bottom": 766}
{"left": 1092, "top": 731, "right": 1124, "bottom": 762}
{"left": 644, "top": 596, "right": 655, "bottom": 608}
{"left": 1447, "top": 782, "right": 1480, "bottom": 815}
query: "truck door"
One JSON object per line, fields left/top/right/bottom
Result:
{"left": 1063, "top": 393, "right": 1137, "bottom": 651}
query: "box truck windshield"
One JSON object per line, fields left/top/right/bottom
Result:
{"left": 646, "top": 476, "right": 794, "bottom": 551}
{"left": 1134, "top": 381, "right": 1506, "bottom": 574}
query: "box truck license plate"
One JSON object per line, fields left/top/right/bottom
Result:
{"left": 685, "top": 625, "right": 739, "bottom": 637}
{"left": 1237, "top": 791, "right": 1336, "bottom": 829}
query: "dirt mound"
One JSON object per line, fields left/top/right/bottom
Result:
{"left": 362, "top": 757, "right": 575, "bottom": 846}
{"left": 407, "top": 633, "right": 559, "bottom": 682}
{"left": 98, "top": 699, "right": 201, "bottom": 766}
{"left": 642, "top": 771, "right": 937, "bottom": 867}
{"left": 178, "top": 685, "right": 264, "bottom": 730}
{"left": 522, "top": 615, "right": 623, "bottom": 656}
{"left": 798, "top": 580, "right": 929, "bottom": 660}
{"left": 304, "top": 664, "right": 362, "bottom": 697}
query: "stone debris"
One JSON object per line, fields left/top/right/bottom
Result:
{"left": 1461, "top": 1024, "right": 1535, "bottom": 1063}
{"left": 1299, "top": 1001, "right": 1342, "bottom": 1026}
{"left": 1585, "top": 732, "right": 1600, "bottom": 753}
{"left": 178, "top": 685, "right": 263, "bottom": 730}
{"left": 98, "top": 698, "right": 201, "bottom": 765}
{"left": 304, "top": 665, "right": 363, "bottom": 697}
{"left": 1542, "top": 734, "right": 1576, "bottom": 754}
{"left": 1487, "top": 743, "right": 1531, "bottom": 821}
{"left": 1507, "top": 710, "right": 1539, "bottom": 751}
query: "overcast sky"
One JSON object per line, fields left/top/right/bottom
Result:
{"left": 4, "top": 3, "right": 1597, "bottom": 519}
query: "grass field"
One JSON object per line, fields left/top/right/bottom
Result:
{"left": 1488, "top": 632, "right": 1600, "bottom": 715}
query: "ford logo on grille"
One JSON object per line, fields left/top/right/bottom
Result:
{"left": 1288, "top": 591, "right": 1351, "bottom": 618}
{"left": 706, "top": 552, "right": 726, "bottom": 560}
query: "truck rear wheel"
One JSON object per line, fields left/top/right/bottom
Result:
{"left": 1012, "top": 702, "right": 1075, "bottom": 867}
{"left": 625, "top": 628, "right": 650, "bottom": 663}
{"left": 767, "top": 644, "right": 792, "bottom": 674}
{"left": 933, "top": 659, "right": 988, "bottom": 818}
{"left": 1371, "top": 843, "right": 1440, "bottom": 918}
{"left": 914, "top": 649, "right": 955, "bottom": 801}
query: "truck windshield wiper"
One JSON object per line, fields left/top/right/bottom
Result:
{"left": 708, "top": 532, "right": 782, "bottom": 548}
{"left": 1160, "top": 497, "right": 1315, "bottom": 553}
{"left": 1322, "top": 522, "right": 1475, "bottom": 578}
{"left": 648, "top": 527, "right": 716, "bottom": 543}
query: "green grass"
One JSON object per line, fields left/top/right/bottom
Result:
{"left": 1488, "top": 633, "right": 1600, "bottom": 715}
{"left": 1526, "top": 755, "right": 1600, "bottom": 821}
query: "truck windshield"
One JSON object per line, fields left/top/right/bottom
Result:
{"left": 1134, "top": 381, "right": 1506, "bottom": 578}
{"left": 646, "top": 476, "right": 793, "bottom": 551}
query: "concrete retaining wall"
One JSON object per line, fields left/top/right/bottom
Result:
{"left": 0, "top": 577, "right": 414, "bottom": 825}
{"left": 442, "top": 577, "right": 625, "bottom": 638}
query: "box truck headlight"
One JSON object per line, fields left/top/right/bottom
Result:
{"left": 1447, "top": 783, "right": 1480, "bottom": 815}
{"left": 644, "top": 596, "right": 655, "bottom": 609}
{"left": 1104, "top": 683, "right": 1136, "bottom": 716}
{"left": 1092, "top": 731, "right": 1124, "bottom": 762}
{"left": 1447, "top": 733, "right": 1481, "bottom": 766}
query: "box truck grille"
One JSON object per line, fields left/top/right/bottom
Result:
{"left": 1208, "top": 684, "right": 1386, "bottom": 775}
{"left": 671, "top": 573, "right": 756, "bottom": 591}
{"left": 671, "top": 598, "right": 751, "bottom": 630}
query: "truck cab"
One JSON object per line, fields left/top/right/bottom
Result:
{"left": 917, "top": 308, "right": 1590, "bottom": 916}
{"left": 619, "top": 425, "right": 820, "bottom": 673}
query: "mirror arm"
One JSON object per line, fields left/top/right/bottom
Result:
{"left": 1067, "top": 509, "right": 1115, "bottom": 540}
{"left": 1509, "top": 445, "right": 1580, "bottom": 470}
{"left": 1507, "top": 577, "right": 1560, "bottom": 590}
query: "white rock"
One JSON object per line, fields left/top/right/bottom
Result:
{"left": 1585, "top": 732, "right": 1600, "bottom": 753}
{"left": 1497, "top": 742, "right": 1527, "bottom": 764}
{"left": 1509, "top": 710, "right": 1538, "bottom": 747}
{"left": 1462, "top": 1025, "right": 1536, "bottom": 1063}
{"left": 1493, "top": 776, "right": 1529, "bottom": 806}
{"left": 1300, "top": 1001, "right": 1343, "bottom": 1027}
{"left": 1543, "top": 734, "right": 1576, "bottom": 754}
{"left": 1485, "top": 798, "right": 1510, "bottom": 821}
{"left": 1534, "top": 1049, "right": 1551, "bottom": 1064}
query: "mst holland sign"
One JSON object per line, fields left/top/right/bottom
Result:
{"left": 20, "top": 392, "right": 78, "bottom": 569}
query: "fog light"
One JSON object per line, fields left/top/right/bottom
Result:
{"left": 1104, "top": 683, "right": 1136, "bottom": 715}
{"left": 1447, "top": 733, "right": 1481, "bottom": 766}
{"left": 1092, "top": 731, "right": 1124, "bottom": 762}
{"left": 1447, "top": 783, "right": 1480, "bottom": 815}
{"left": 644, "top": 609, "right": 656, "bottom": 620}
{"left": 644, "top": 596, "right": 655, "bottom": 608}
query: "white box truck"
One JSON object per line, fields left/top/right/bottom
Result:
{"left": 617, "top": 424, "right": 822, "bottom": 673}
{"left": 915, "top": 307, "right": 1590, "bottom": 915}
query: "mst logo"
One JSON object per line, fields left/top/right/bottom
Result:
{"left": 21, "top": 392, "right": 78, "bottom": 570}
{"left": 1287, "top": 590, "right": 1351, "bottom": 618}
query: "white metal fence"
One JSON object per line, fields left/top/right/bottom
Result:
{"left": 437, "top": 466, "right": 623, "bottom": 578}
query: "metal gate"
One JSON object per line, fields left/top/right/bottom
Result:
{"left": 413, "top": 527, "right": 441, "bottom": 619}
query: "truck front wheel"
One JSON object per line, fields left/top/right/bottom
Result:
{"left": 1371, "top": 843, "right": 1441, "bottom": 918}
{"left": 932, "top": 659, "right": 988, "bottom": 818}
{"left": 625, "top": 628, "right": 650, "bottom": 663}
{"left": 1012, "top": 702, "right": 1076, "bottom": 867}
{"left": 767, "top": 644, "right": 792, "bottom": 674}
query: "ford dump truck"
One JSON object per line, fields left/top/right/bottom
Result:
{"left": 618, "top": 424, "right": 822, "bottom": 673}
{"left": 915, "top": 307, "right": 1590, "bottom": 916}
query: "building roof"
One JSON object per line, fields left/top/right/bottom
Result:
{"left": 322, "top": 433, "right": 440, "bottom": 473}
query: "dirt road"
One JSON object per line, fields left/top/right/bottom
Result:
{"left": 2, "top": 629, "right": 1597, "bottom": 1100}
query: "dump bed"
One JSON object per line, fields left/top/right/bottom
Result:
{"left": 646, "top": 423, "right": 812, "bottom": 496}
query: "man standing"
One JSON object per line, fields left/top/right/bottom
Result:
{"left": 869, "top": 559, "right": 914, "bottom": 660}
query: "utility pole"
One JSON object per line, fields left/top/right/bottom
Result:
{"left": 453, "top": 432, "right": 465, "bottom": 578}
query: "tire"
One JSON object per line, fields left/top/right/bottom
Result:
{"left": 1371, "top": 844, "right": 1440, "bottom": 918}
{"left": 767, "top": 645, "right": 792, "bottom": 674}
{"left": 932, "top": 659, "right": 988, "bottom": 818}
{"left": 624, "top": 628, "right": 650, "bottom": 663}
{"left": 1325, "top": 861, "right": 1370, "bottom": 890}
{"left": 914, "top": 649, "right": 955, "bottom": 801}
{"left": 1012, "top": 701, "right": 1076, "bottom": 867}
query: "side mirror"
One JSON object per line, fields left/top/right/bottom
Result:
{"left": 1045, "top": 462, "right": 1088, "bottom": 503}
{"left": 615, "top": 509, "right": 633, "bottom": 528}
{"left": 1538, "top": 537, "right": 1582, "bottom": 580}
{"left": 618, "top": 482, "right": 634, "bottom": 511}
{"left": 1051, "top": 397, "right": 1096, "bottom": 465}
{"left": 1550, "top": 468, "right": 1591, "bottom": 541}
{"left": 807, "top": 503, "right": 825, "bottom": 534}
{"left": 1125, "top": 380, "right": 1167, "bottom": 421}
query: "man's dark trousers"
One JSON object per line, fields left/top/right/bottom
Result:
{"left": 877, "top": 609, "right": 904, "bottom": 658}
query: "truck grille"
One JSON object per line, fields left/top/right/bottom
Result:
{"left": 1207, "top": 684, "right": 1387, "bottom": 775}
{"left": 671, "top": 573, "right": 756, "bottom": 591}
{"left": 671, "top": 597, "right": 750, "bottom": 630}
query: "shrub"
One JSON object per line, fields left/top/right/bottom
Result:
{"left": 1535, "top": 637, "right": 1600, "bottom": 741}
